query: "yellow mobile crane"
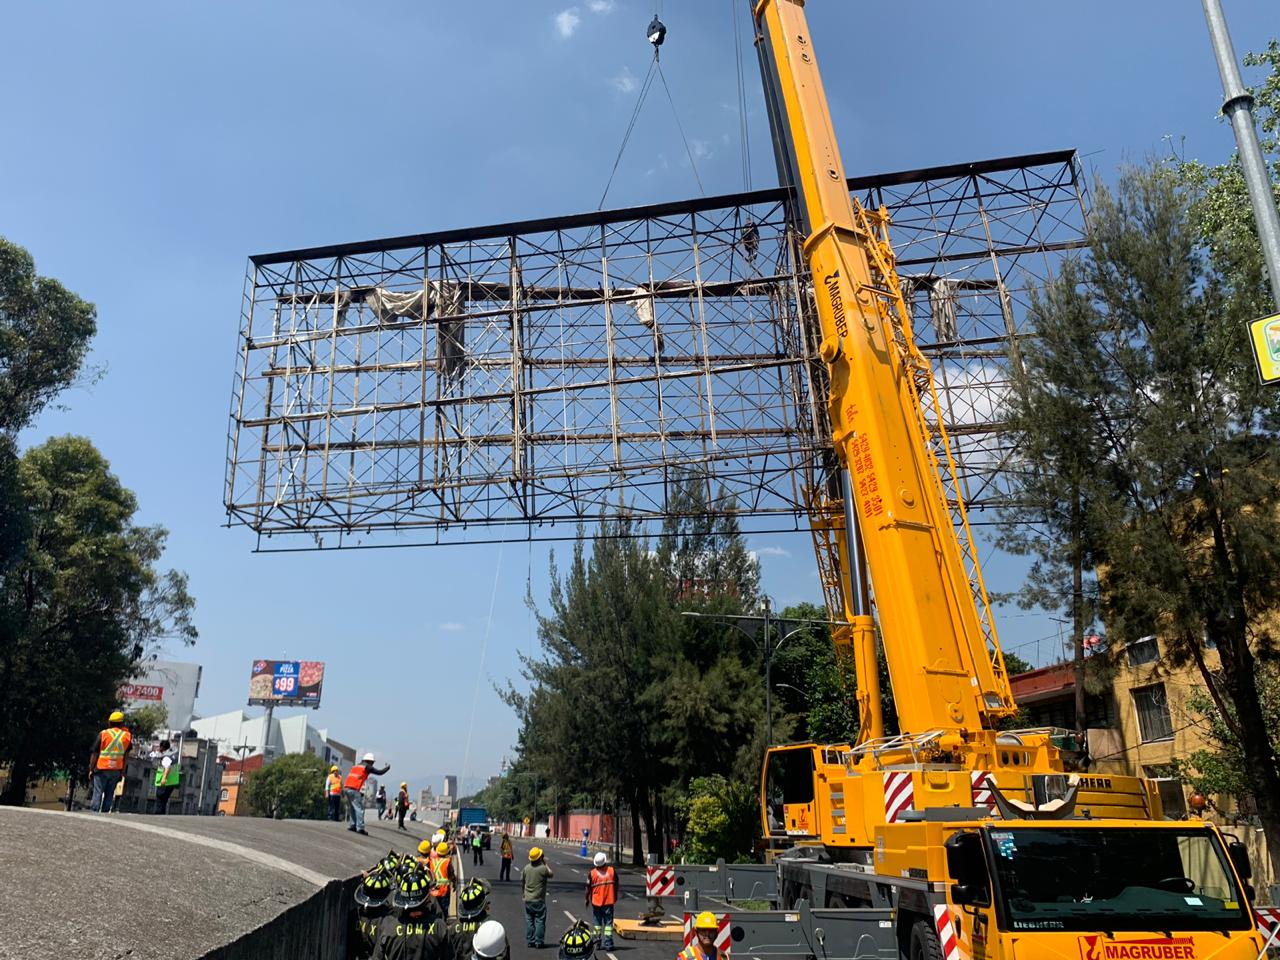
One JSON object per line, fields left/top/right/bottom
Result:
{"left": 741, "top": 1, "right": 1267, "bottom": 957}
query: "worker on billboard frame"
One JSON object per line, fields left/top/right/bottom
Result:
{"left": 344, "top": 752, "right": 390, "bottom": 835}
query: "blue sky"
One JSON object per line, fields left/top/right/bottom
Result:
{"left": 3, "top": 1, "right": 1274, "bottom": 795}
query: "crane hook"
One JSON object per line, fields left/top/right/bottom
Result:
{"left": 647, "top": 15, "right": 667, "bottom": 58}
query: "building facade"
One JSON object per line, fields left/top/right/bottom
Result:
{"left": 119, "top": 660, "right": 202, "bottom": 730}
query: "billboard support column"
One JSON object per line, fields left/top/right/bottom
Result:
{"left": 262, "top": 702, "right": 275, "bottom": 761}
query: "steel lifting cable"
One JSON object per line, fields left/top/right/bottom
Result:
{"left": 460, "top": 538, "right": 505, "bottom": 794}
{"left": 731, "top": 0, "right": 752, "bottom": 191}
{"left": 655, "top": 61, "right": 705, "bottom": 198}
{"left": 599, "top": 57, "right": 659, "bottom": 210}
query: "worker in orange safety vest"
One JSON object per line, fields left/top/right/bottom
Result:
{"left": 430, "top": 841, "right": 455, "bottom": 919}
{"left": 88, "top": 710, "right": 132, "bottom": 813}
{"left": 678, "top": 913, "right": 727, "bottom": 960}
{"left": 585, "top": 851, "right": 618, "bottom": 949}
{"left": 325, "top": 765, "right": 343, "bottom": 821}
{"left": 343, "top": 752, "right": 390, "bottom": 835}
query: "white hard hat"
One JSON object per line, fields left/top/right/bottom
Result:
{"left": 593, "top": 851, "right": 607, "bottom": 867}
{"left": 432, "top": 830, "right": 446, "bottom": 844}
{"left": 362, "top": 752, "right": 375, "bottom": 763}
{"left": 473, "top": 919, "right": 507, "bottom": 959}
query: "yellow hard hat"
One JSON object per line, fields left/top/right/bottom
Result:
{"left": 436, "top": 841, "right": 450, "bottom": 855}
{"left": 694, "top": 912, "right": 718, "bottom": 931}
{"left": 419, "top": 839, "right": 434, "bottom": 855}
{"left": 529, "top": 846, "right": 543, "bottom": 862}
{"left": 400, "top": 781, "right": 408, "bottom": 788}
{"left": 330, "top": 765, "right": 339, "bottom": 773}
{"left": 108, "top": 710, "right": 125, "bottom": 723}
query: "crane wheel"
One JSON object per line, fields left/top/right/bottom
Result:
{"left": 903, "top": 917, "right": 943, "bottom": 960}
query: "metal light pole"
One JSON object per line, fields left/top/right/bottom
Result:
{"left": 1202, "top": 0, "right": 1280, "bottom": 309}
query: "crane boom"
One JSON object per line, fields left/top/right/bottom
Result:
{"left": 753, "top": 0, "right": 1016, "bottom": 736}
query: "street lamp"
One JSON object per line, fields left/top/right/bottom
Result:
{"left": 681, "top": 603, "right": 844, "bottom": 743}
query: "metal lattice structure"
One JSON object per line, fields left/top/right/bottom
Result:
{"left": 225, "top": 150, "right": 1086, "bottom": 549}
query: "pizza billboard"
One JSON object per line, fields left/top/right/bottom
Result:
{"left": 248, "top": 659, "right": 325, "bottom": 707}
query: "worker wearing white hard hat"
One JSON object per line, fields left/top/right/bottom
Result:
{"left": 342, "top": 752, "right": 390, "bottom": 835}
{"left": 472, "top": 919, "right": 509, "bottom": 960}
{"left": 586, "top": 851, "right": 618, "bottom": 949}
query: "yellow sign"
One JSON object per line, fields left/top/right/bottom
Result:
{"left": 1248, "top": 312, "right": 1280, "bottom": 383}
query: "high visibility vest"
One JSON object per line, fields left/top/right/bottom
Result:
{"left": 680, "top": 944, "right": 722, "bottom": 960}
{"left": 344, "top": 764, "right": 370, "bottom": 790}
{"left": 589, "top": 866, "right": 617, "bottom": 907}
{"left": 431, "top": 853, "right": 452, "bottom": 896}
{"left": 153, "top": 757, "right": 180, "bottom": 788}
{"left": 96, "top": 727, "right": 131, "bottom": 771}
{"left": 326, "top": 773, "right": 342, "bottom": 796}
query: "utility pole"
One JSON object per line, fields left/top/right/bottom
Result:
{"left": 1202, "top": 0, "right": 1280, "bottom": 309}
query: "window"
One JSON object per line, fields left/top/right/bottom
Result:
{"left": 220, "top": 789, "right": 229, "bottom": 802}
{"left": 1132, "top": 684, "right": 1174, "bottom": 742}
{"left": 1126, "top": 635, "right": 1160, "bottom": 667}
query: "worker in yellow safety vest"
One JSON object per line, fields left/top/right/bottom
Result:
{"left": 430, "top": 840, "right": 455, "bottom": 919}
{"left": 88, "top": 710, "right": 132, "bottom": 813}
{"left": 679, "top": 913, "right": 726, "bottom": 960}
{"left": 585, "top": 851, "right": 618, "bottom": 949}
{"left": 325, "top": 766, "right": 343, "bottom": 821}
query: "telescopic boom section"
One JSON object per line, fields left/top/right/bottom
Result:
{"left": 753, "top": 0, "right": 1016, "bottom": 734}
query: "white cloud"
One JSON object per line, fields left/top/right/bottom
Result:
{"left": 610, "top": 67, "right": 638, "bottom": 94}
{"left": 755, "top": 546, "right": 792, "bottom": 558}
{"left": 586, "top": 0, "right": 615, "bottom": 11}
{"left": 555, "top": 8, "right": 581, "bottom": 38}
{"left": 438, "top": 621, "right": 465, "bottom": 633}
{"left": 691, "top": 139, "right": 713, "bottom": 160}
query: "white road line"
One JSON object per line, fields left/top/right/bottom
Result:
{"left": 564, "top": 909, "right": 579, "bottom": 924}
{"left": 607, "top": 953, "right": 620, "bottom": 960}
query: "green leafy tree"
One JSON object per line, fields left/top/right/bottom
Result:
{"left": 1008, "top": 160, "right": 1280, "bottom": 872}
{"left": 0, "top": 437, "right": 197, "bottom": 805}
{"left": 674, "top": 775, "right": 758, "bottom": 863}
{"left": 127, "top": 704, "right": 170, "bottom": 740}
{"left": 1174, "top": 665, "right": 1280, "bottom": 805}
{"left": 0, "top": 238, "right": 98, "bottom": 435}
{"left": 243, "top": 753, "right": 329, "bottom": 820}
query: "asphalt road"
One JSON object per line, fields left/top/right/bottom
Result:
{"left": 456, "top": 835, "right": 676, "bottom": 960}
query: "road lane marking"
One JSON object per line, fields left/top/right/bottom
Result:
{"left": 564, "top": 910, "right": 579, "bottom": 924}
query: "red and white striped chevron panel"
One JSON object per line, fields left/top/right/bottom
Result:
{"left": 683, "top": 913, "right": 732, "bottom": 958}
{"left": 1257, "top": 906, "right": 1280, "bottom": 940}
{"left": 933, "top": 904, "right": 964, "bottom": 960}
{"left": 884, "top": 771, "right": 915, "bottom": 823}
{"left": 970, "top": 770, "right": 996, "bottom": 811}
{"left": 645, "top": 865, "right": 676, "bottom": 897}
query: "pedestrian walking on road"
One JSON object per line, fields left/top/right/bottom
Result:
{"left": 499, "top": 832, "right": 513, "bottom": 882}
{"left": 350, "top": 870, "right": 392, "bottom": 959}
{"left": 472, "top": 829, "right": 484, "bottom": 866}
{"left": 397, "top": 782, "right": 411, "bottom": 831}
{"left": 344, "top": 753, "right": 390, "bottom": 835}
{"left": 430, "top": 840, "right": 455, "bottom": 919}
{"left": 148, "top": 739, "right": 180, "bottom": 815}
{"left": 88, "top": 710, "right": 132, "bottom": 813}
{"left": 376, "top": 784, "right": 388, "bottom": 821}
{"left": 325, "top": 766, "right": 343, "bottom": 821}
{"left": 521, "top": 846, "right": 554, "bottom": 948}
{"left": 586, "top": 851, "right": 618, "bottom": 949}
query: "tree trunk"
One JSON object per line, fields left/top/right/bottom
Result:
{"left": 630, "top": 796, "right": 644, "bottom": 866}
{"left": 1223, "top": 637, "right": 1280, "bottom": 877}
{"left": 1071, "top": 494, "right": 1086, "bottom": 740}
{"left": 640, "top": 788, "right": 659, "bottom": 861}
{"left": 1, "top": 756, "right": 30, "bottom": 806}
